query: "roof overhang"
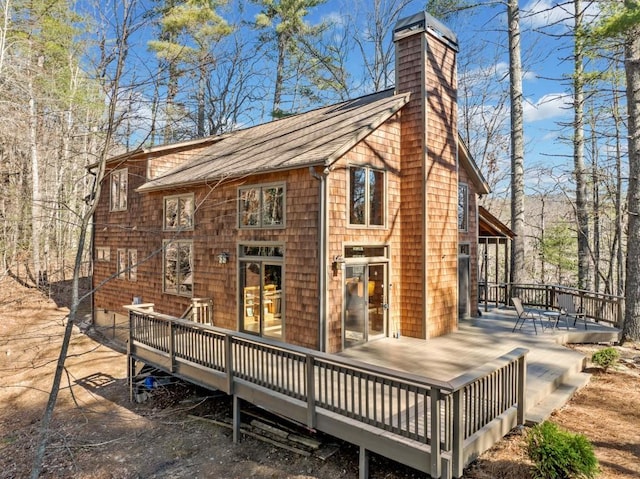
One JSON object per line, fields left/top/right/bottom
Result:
{"left": 479, "top": 205, "right": 515, "bottom": 239}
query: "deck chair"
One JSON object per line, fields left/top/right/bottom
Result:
{"left": 511, "top": 297, "right": 541, "bottom": 334}
{"left": 558, "top": 294, "right": 587, "bottom": 329}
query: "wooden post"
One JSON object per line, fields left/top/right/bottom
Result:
{"left": 517, "top": 354, "right": 527, "bottom": 425}
{"left": 225, "top": 335, "right": 233, "bottom": 394}
{"left": 430, "top": 388, "right": 442, "bottom": 478}
{"left": 128, "top": 311, "right": 134, "bottom": 403}
{"left": 232, "top": 395, "right": 241, "bottom": 444}
{"left": 169, "top": 321, "right": 175, "bottom": 373}
{"left": 451, "top": 389, "right": 464, "bottom": 478}
{"left": 359, "top": 446, "right": 369, "bottom": 479}
{"left": 306, "top": 354, "right": 316, "bottom": 429}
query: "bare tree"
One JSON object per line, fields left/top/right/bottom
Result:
{"left": 507, "top": 0, "right": 526, "bottom": 284}
{"left": 30, "top": 0, "right": 146, "bottom": 475}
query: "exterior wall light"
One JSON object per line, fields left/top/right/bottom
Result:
{"left": 218, "top": 252, "right": 230, "bottom": 264}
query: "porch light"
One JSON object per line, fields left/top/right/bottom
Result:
{"left": 218, "top": 252, "right": 230, "bottom": 264}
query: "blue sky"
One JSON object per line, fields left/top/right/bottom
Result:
{"left": 297, "top": 0, "right": 607, "bottom": 193}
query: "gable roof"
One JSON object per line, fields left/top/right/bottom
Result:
{"left": 479, "top": 206, "right": 515, "bottom": 239}
{"left": 138, "top": 89, "right": 410, "bottom": 192}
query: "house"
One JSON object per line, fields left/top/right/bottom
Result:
{"left": 92, "top": 11, "right": 491, "bottom": 354}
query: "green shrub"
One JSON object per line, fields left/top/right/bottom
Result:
{"left": 591, "top": 347, "right": 619, "bottom": 372}
{"left": 527, "top": 421, "right": 598, "bottom": 479}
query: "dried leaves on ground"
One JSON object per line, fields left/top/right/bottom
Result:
{"left": 1, "top": 277, "right": 638, "bottom": 478}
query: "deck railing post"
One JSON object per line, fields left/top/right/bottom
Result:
{"left": 306, "top": 354, "right": 316, "bottom": 429}
{"left": 451, "top": 389, "right": 464, "bottom": 478}
{"left": 225, "top": 334, "right": 234, "bottom": 394}
{"left": 430, "top": 388, "right": 442, "bottom": 478}
{"left": 169, "top": 320, "right": 176, "bottom": 373}
{"left": 517, "top": 354, "right": 527, "bottom": 425}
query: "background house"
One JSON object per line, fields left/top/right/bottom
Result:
{"left": 92, "top": 12, "right": 490, "bottom": 353}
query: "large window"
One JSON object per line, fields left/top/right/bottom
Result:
{"left": 349, "top": 166, "right": 385, "bottom": 226}
{"left": 458, "top": 183, "right": 469, "bottom": 231}
{"left": 164, "top": 194, "right": 194, "bottom": 230}
{"left": 110, "top": 168, "right": 128, "bottom": 212}
{"left": 238, "top": 184, "right": 285, "bottom": 228}
{"left": 163, "top": 240, "right": 193, "bottom": 296}
{"left": 239, "top": 244, "right": 284, "bottom": 339}
{"left": 117, "top": 248, "right": 137, "bottom": 281}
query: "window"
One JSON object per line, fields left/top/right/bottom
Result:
{"left": 117, "top": 249, "right": 126, "bottom": 279}
{"left": 110, "top": 168, "right": 128, "bottom": 211}
{"left": 117, "top": 248, "right": 137, "bottom": 281}
{"left": 163, "top": 240, "right": 193, "bottom": 296}
{"left": 349, "top": 166, "right": 385, "bottom": 226}
{"left": 96, "top": 247, "right": 110, "bottom": 262}
{"left": 239, "top": 244, "right": 284, "bottom": 339}
{"left": 239, "top": 184, "right": 285, "bottom": 228}
{"left": 164, "top": 194, "right": 194, "bottom": 230}
{"left": 128, "top": 249, "right": 138, "bottom": 281}
{"left": 458, "top": 183, "right": 469, "bottom": 231}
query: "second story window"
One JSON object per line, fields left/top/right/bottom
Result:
{"left": 349, "top": 166, "right": 385, "bottom": 227}
{"left": 239, "top": 184, "right": 285, "bottom": 228}
{"left": 110, "top": 168, "right": 128, "bottom": 212}
{"left": 164, "top": 194, "right": 194, "bottom": 230}
{"left": 458, "top": 183, "right": 469, "bottom": 232}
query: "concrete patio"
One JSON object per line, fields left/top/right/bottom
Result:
{"left": 340, "top": 306, "right": 621, "bottom": 424}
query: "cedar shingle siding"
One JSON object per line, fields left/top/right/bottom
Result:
{"left": 92, "top": 12, "right": 489, "bottom": 352}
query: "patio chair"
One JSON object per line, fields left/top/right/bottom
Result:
{"left": 558, "top": 294, "right": 587, "bottom": 329}
{"left": 511, "top": 297, "right": 541, "bottom": 334}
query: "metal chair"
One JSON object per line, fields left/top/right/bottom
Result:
{"left": 558, "top": 294, "right": 587, "bottom": 329}
{"left": 511, "top": 297, "right": 541, "bottom": 334}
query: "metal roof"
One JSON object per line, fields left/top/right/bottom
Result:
{"left": 138, "top": 89, "right": 410, "bottom": 192}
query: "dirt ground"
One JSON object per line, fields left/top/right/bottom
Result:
{"left": 1, "top": 277, "right": 639, "bottom": 479}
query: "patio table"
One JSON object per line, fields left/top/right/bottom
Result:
{"left": 542, "top": 311, "right": 567, "bottom": 330}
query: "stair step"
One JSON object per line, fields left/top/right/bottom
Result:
{"left": 525, "top": 372, "right": 591, "bottom": 425}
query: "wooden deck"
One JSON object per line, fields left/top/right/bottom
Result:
{"left": 125, "top": 306, "right": 619, "bottom": 479}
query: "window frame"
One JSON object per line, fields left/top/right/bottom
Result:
{"left": 238, "top": 242, "right": 285, "bottom": 339}
{"left": 348, "top": 165, "right": 386, "bottom": 228}
{"left": 162, "top": 240, "right": 193, "bottom": 297}
{"left": 238, "top": 183, "right": 286, "bottom": 229}
{"left": 458, "top": 183, "right": 469, "bottom": 232}
{"left": 163, "top": 193, "right": 195, "bottom": 231}
{"left": 96, "top": 247, "right": 110, "bottom": 262}
{"left": 110, "top": 168, "right": 128, "bottom": 212}
{"left": 117, "top": 249, "right": 127, "bottom": 279}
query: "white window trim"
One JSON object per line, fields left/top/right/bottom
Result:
{"left": 96, "top": 247, "right": 110, "bottom": 262}
{"left": 163, "top": 193, "right": 195, "bottom": 231}
{"left": 110, "top": 168, "right": 128, "bottom": 212}
{"left": 238, "top": 182, "right": 286, "bottom": 229}
{"left": 347, "top": 165, "right": 387, "bottom": 228}
{"left": 458, "top": 183, "right": 469, "bottom": 232}
{"left": 162, "top": 239, "right": 194, "bottom": 297}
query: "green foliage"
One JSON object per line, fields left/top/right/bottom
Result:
{"left": 541, "top": 224, "right": 578, "bottom": 283}
{"left": 527, "top": 421, "right": 599, "bottom": 479}
{"left": 591, "top": 347, "right": 619, "bottom": 371}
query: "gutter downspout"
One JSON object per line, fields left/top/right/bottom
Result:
{"left": 310, "top": 166, "right": 328, "bottom": 352}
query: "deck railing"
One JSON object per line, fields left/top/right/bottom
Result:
{"left": 128, "top": 309, "right": 527, "bottom": 478}
{"left": 480, "top": 282, "right": 624, "bottom": 328}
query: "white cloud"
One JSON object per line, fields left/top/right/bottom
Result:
{"left": 523, "top": 93, "right": 572, "bottom": 122}
{"left": 522, "top": 0, "right": 602, "bottom": 30}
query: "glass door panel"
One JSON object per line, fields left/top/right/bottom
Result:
{"left": 240, "top": 262, "right": 261, "bottom": 334}
{"left": 344, "top": 265, "right": 366, "bottom": 347}
{"left": 368, "top": 264, "right": 386, "bottom": 338}
{"left": 262, "top": 264, "right": 283, "bottom": 339}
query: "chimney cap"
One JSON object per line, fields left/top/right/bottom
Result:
{"left": 393, "top": 11, "right": 458, "bottom": 51}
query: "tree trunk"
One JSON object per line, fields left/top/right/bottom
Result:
{"left": 574, "top": 0, "right": 591, "bottom": 290}
{"left": 624, "top": 25, "right": 640, "bottom": 342}
{"left": 29, "top": 70, "right": 42, "bottom": 287}
{"left": 507, "top": 0, "right": 525, "bottom": 284}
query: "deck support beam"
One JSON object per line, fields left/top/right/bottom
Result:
{"left": 232, "top": 395, "right": 241, "bottom": 444}
{"left": 359, "top": 446, "right": 369, "bottom": 479}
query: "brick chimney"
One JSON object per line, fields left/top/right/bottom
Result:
{"left": 394, "top": 13, "right": 459, "bottom": 338}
